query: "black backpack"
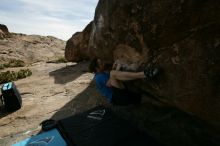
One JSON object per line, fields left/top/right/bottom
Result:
{"left": 1, "top": 82, "right": 22, "bottom": 112}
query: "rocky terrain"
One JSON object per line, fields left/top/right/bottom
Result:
{"left": 0, "top": 33, "right": 65, "bottom": 65}
{"left": 1, "top": 0, "right": 220, "bottom": 145}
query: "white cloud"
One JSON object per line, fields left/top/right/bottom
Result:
{"left": 0, "top": 0, "right": 98, "bottom": 40}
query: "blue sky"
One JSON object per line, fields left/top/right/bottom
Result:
{"left": 0, "top": 0, "right": 98, "bottom": 40}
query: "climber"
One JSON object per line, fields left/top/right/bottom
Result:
{"left": 89, "top": 58, "right": 160, "bottom": 105}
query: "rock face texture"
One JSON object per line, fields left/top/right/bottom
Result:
{"left": 66, "top": 0, "right": 220, "bottom": 128}
{"left": 0, "top": 32, "right": 65, "bottom": 64}
{"left": 65, "top": 22, "right": 93, "bottom": 62}
{"left": 0, "top": 24, "right": 10, "bottom": 39}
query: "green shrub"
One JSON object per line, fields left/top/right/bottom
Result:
{"left": 0, "top": 60, "right": 25, "bottom": 70}
{"left": 8, "top": 59, "right": 25, "bottom": 67}
{"left": 0, "top": 64, "right": 4, "bottom": 70}
{"left": 0, "top": 69, "right": 32, "bottom": 84}
{"left": 17, "top": 69, "right": 32, "bottom": 79}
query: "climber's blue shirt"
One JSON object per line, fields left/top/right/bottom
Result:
{"left": 94, "top": 72, "right": 112, "bottom": 102}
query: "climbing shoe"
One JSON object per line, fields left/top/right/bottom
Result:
{"left": 144, "top": 67, "right": 160, "bottom": 79}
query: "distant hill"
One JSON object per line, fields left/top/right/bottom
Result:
{"left": 0, "top": 24, "right": 65, "bottom": 65}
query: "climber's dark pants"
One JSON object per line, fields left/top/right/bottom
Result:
{"left": 111, "top": 87, "right": 141, "bottom": 105}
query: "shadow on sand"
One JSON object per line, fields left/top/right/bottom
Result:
{"left": 49, "top": 61, "right": 89, "bottom": 84}
{"left": 50, "top": 81, "right": 108, "bottom": 120}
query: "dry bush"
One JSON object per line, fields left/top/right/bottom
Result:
{"left": 0, "top": 69, "right": 32, "bottom": 84}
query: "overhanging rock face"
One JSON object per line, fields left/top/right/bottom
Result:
{"left": 65, "top": 22, "right": 93, "bottom": 62}
{"left": 66, "top": 0, "right": 220, "bottom": 127}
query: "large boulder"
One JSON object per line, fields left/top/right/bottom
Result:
{"left": 0, "top": 24, "right": 10, "bottom": 39}
{"left": 65, "top": 21, "right": 93, "bottom": 62}
{"left": 66, "top": 0, "right": 220, "bottom": 128}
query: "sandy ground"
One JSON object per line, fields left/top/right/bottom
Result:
{"left": 0, "top": 61, "right": 107, "bottom": 146}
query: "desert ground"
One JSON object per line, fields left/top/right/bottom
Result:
{"left": 0, "top": 33, "right": 109, "bottom": 145}
{"left": 0, "top": 61, "right": 108, "bottom": 145}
